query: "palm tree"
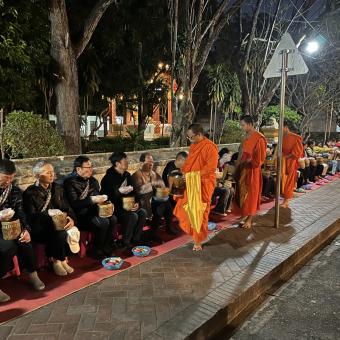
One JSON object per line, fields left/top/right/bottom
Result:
{"left": 207, "top": 64, "right": 241, "bottom": 143}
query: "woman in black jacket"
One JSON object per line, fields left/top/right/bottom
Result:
{"left": 23, "top": 161, "right": 76, "bottom": 276}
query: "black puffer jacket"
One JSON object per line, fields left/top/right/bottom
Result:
{"left": 100, "top": 167, "right": 135, "bottom": 212}
{"left": 63, "top": 172, "right": 100, "bottom": 219}
{"left": 23, "top": 182, "right": 77, "bottom": 229}
{"left": 0, "top": 184, "right": 30, "bottom": 233}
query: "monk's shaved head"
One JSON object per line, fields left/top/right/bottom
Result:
{"left": 240, "top": 115, "right": 255, "bottom": 133}
{"left": 188, "top": 124, "right": 204, "bottom": 135}
{"left": 187, "top": 124, "right": 205, "bottom": 144}
{"left": 240, "top": 115, "right": 254, "bottom": 126}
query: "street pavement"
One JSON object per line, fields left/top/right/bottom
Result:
{"left": 230, "top": 235, "right": 340, "bottom": 340}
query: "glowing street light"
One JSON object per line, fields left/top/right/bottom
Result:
{"left": 178, "top": 93, "right": 184, "bottom": 100}
{"left": 306, "top": 41, "right": 319, "bottom": 54}
{"left": 158, "top": 62, "right": 164, "bottom": 69}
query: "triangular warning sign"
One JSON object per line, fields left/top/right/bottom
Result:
{"left": 264, "top": 33, "right": 309, "bottom": 78}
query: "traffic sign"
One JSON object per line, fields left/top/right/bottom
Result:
{"left": 264, "top": 33, "right": 308, "bottom": 78}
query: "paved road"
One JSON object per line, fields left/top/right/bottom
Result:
{"left": 230, "top": 235, "right": 340, "bottom": 340}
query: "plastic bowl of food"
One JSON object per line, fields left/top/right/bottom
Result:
{"left": 102, "top": 257, "right": 124, "bottom": 270}
{"left": 208, "top": 222, "right": 217, "bottom": 231}
{"left": 132, "top": 246, "right": 151, "bottom": 257}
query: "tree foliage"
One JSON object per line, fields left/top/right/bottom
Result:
{"left": 220, "top": 119, "right": 244, "bottom": 144}
{"left": 4, "top": 111, "right": 65, "bottom": 158}
{"left": 169, "top": 0, "right": 245, "bottom": 146}
{"left": 262, "top": 105, "right": 301, "bottom": 126}
{"left": 286, "top": 2, "right": 340, "bottom": 137}
{"left": 0, "top": 0, "right": 50, "bottom": 111}
{"left": 206, "top": 63, "right": 241, "bottom": 142}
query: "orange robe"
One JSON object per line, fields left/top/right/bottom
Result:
{"left": 236, "top": 131, "right": 267, "bottom": 216}
{"left": 174, "top": 137, "right": 218, "bottom": 244}
{"left": 282, "top": 132, "right": 304, "bottom": 199}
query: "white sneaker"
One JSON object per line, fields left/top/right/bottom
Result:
{"left": 52, "top": 261, "right": 67, "bottom": 276}
{"left": 0, "top": 289, "right": 10, "bottom": 302}
{"left": 28, "top": 272, "right": 45, "bottom": 291}
{"left": 61, "top": 261, "right": 74, "bottom": 274}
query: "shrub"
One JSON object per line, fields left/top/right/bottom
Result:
{"left": 4, "top": 111, "right": 65, "bottom": 158}
{"left": 220, "top": 119, "right": 244, "bottom": 143}
{"left": 262, "top": 105, "right": 301, "bottom": 126}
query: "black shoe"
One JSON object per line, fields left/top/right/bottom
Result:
{"left": 90, "top": 249, "right": 106, "bottom": 260}
{"left": 133, "top": 239, "right": 152, "bottom": 247}
{"left": 211, "top": 209, "right": 227, "bottom": 217}
{"left": 150, "top": 233, "right": 163, "bottom": 243}
{"left": 103, "top": 245, "right": 116, "bottom": 257}
{"left": 121, "top": 241, "right": 134, "bottom": 252}
{"left": 166, "top": 227, "right": 178, "bottom": 235}
{"left": 114, "top": 239, "right": 125, "bottom": 248}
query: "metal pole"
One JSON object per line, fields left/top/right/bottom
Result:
{"left": 274, "top": 50, "right": 289, "bottom": 228}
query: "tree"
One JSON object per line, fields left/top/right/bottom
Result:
{"left": 206, "top": 64, "right": 241, "bottom": 143}
{"left": 286, "top": 71, "right": 340, "bottom": 139}
{"left": 0, "top": 0, "right": 50, "bottom": 112}
{"left": 262, "top": 105, "right": 301, "bottom": 126}
{"left": 232, "top": 0, "right": 325, "bottom": 126}
{"left": 220, "top": 119, "right": 244, "bottom": 144}
{"left": 49, "top": 0, "right": 117, "bottom": 154}
{"left": 76, "top": 0, "right": 171, "bottom": 140}
{"left": 169, "top": 0, "right": 245, "bottom": 146}
{"left": 286, "top": 2, "right": 340, "bottom": 138}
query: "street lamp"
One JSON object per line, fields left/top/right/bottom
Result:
{"left": 305, "top": 41, "right": 319, "bottom": 54}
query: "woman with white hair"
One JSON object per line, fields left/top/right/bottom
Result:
{"left": 23, "top": 161, "right": 77, "bottom": 276}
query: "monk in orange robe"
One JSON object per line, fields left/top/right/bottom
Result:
{"left": 281, "top": 121, "right": 304, "bottom": 208}
{"left": 174, "top": 124, "right": 218, "bottom": 251}
{"left": 235, "top": 115, "right": 267, "bottom": 229}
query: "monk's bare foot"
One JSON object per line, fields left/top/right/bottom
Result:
{"left": 240, "top": 216, "right": 252, "bottom": 229}
{"left": 239, "top": 217, "right": 246, "bottom": 225}
{"left": 242, "top": 221, "right": 252, "bottom": 229}
{"left": 193, "top": 244, "right": 202, "bottom": 251}
{"left": 280, "top": 200, "right": 289, "bottom": 208}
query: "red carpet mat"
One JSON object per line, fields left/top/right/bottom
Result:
{"left": 0, "top": 175, "right": 338, "bottom": 324}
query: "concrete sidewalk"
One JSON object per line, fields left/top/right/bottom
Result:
{"left": 1, "top": 180, "right": 340, "bottom": 340}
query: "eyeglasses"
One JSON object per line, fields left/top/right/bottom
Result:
{"left": 82, "top": 166, "right": 93, "bottom": 169}
{"left": 187, "top": 134, "right": 197, "bottom": 141}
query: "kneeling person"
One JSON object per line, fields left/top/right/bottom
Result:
{"left": 132, "top": 153, "right": 176, "bottom": 238}
{"left": 0, "top": 160, "right": 45, "bottom": 302}
{"left": 23, "top": 161, "right": 78, "bottom": 276}
{"left": 64, "top": 156, "right": 117, "bottom": 259}
{"left": 101, "top": 152, "right": 147, "bottom": 248}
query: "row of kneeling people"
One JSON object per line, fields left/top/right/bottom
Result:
{"left": 0, "top": 152, "right": 181, "bottom": 302}
{"left": 0, "top": 149, "right": 237, "bottom": 302}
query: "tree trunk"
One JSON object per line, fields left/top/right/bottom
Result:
{"left": 171, "top": 84, "right": 194, "bottom": 146}
{"left": 137, "top": 95, "right": 148, "bottom": 139}
{"left": 50, "top": 0, "right": 81, "bottom": 154}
